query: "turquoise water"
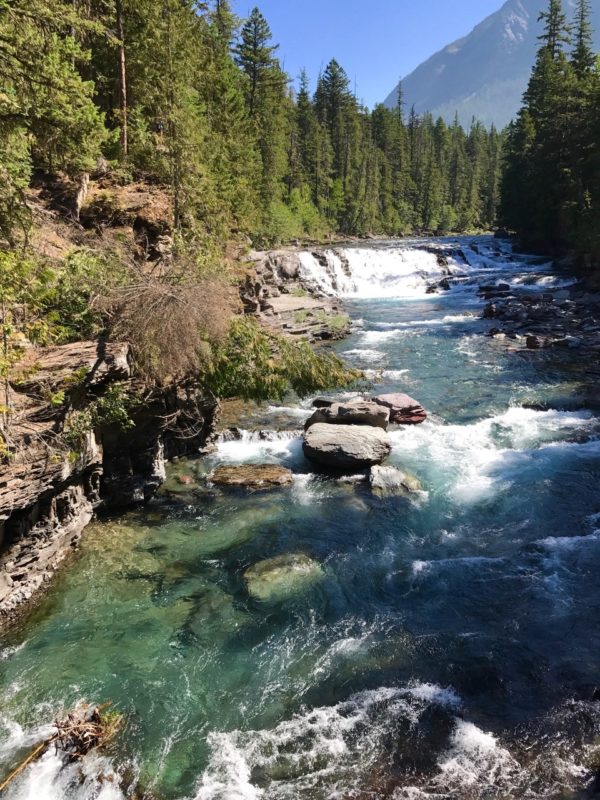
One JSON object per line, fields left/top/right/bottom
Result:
{"left": 2, "top": 237, "right": 600, "bottom": 799}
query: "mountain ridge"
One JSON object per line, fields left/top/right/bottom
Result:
{"left": 384, "top": 0, "right": 600, "bottom": 128}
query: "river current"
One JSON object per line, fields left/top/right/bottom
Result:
{"left": 2, "top": 237, "right": 600, "bottom": 799}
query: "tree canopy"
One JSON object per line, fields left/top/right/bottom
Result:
{"left": 501, "top": 0, "right": 600, "bottom": 264}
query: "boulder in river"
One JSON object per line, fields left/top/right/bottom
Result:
{"left": 209, "top": 464, "right": 293, "bottom": 489}
{"left": 244, "top": 553, "right": 324, "bottom": 602}
{"left": 369, "top": 465, "right": 423, "bottom": 496}
{"left": 303, "top": 423, "right": 392, "bottom": 470}
{"left": 526, "top": 335, "right": 542, "bottom": 350}
{"left": 312, "top": 397, "right": 335, "bottom": 409}
{"left": 305, "top": 400, "right": 390, "bottom": 431}
{"left": 372, "top": 393, "right": 427, "bottom": 425}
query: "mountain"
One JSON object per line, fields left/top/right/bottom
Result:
{"left": 383, "top": 0, "right": 600, "bottom": 129}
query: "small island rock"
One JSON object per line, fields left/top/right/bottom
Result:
{"left": 305, "top": 400, "right": 390, "bottom": 431}
{"left": 372, "top": 393, "right": 427, "bottom": 425}
{"left": 369, "top": 465, "right": 423, "bottom": 496}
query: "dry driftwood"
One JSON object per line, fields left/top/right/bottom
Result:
{"left": 0, "top": 702, "right": 122, "bottom": 793}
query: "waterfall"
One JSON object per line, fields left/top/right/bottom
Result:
{"left": 297, "top": 246, "right": 463, "bottom": 299}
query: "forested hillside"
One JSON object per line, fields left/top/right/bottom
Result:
{"left": 502, "top": 0, "right": 600, "bottom": 265}
{"left": 1, "top": 0, "right": 502, "bottom": 246}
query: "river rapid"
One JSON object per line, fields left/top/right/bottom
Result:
{"left": 2, "top": 236, "right": 600, "bottom": 799}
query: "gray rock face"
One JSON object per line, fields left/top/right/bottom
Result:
{"left": 305, "top": 400, "right": 390, "bottom": 431}
{"left": 303, "top": 423, "right": 392, "bottom": 471}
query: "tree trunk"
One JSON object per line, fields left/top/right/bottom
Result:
{"left": 116, "top": 0, "right": 128, "bottom": 156}
{"left": 74, "top": 172, "right": 90, "bottom": 221}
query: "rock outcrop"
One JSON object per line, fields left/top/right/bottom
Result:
{"left": 0, "top": 340, "right": 218, "bottom": 627}
{"left": 303, "top": 423, "right": 392, "bottom": 471}
{"left": 241, "top": 249, "right": 351, "bottom": 342}
{"left": 373, "top": 393, "right": 428, "bottom": 425}
{"left": 209, "top": 464, "right": 293, "bottom": 489}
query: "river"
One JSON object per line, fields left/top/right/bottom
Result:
{"left": 1, "top": 236, "right": 600, "bottom": 799}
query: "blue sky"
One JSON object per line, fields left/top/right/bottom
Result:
{"left": 231, "top": 0, "right": 503, "bottom": 108}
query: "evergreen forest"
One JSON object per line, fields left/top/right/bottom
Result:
{"left": 0, "top": 0, "right": 505, "bottom": 248}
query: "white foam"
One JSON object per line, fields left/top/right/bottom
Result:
{"left": 361, "top": 328, "right": 406, "bottom": 343}
{"left": 195, "top": 684, "right": 462, "bottom": 800}
{"left": 0, "top": 738, "right": 124, "bottom": 800}
{"left": 536, "top": 531, "right": 600, "bottom": 550}
{"left": 389, "top": 407, "right": 598, "bottom": 505}
{"left": 298, "top": 247, "right": 459, "bottom": 300}
{"left": 435, "top": 720, "right": 521, "bottom": 791}
{"left": 363, "top": 369, "right": 410, "bottom": 384}
{"left": 213, "top": 431, "right": 302, "bottom": 464}
{"left": 265, "top": 405, "right": 312, "bottom": 420}
{"left": 341, "top": 348, "right": 386, "bottom": 362}
{"left": 292, "top": 473, "right": 320, "bottom": 506}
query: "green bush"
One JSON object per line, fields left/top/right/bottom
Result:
{"left": 204, "top": 316, "right": 359, "bottom": 402}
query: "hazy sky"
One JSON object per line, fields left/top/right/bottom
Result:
{"left": 231, "top": 0, "right": 504, "bottom": 108}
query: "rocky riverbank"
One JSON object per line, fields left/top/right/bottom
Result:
{"left": 481, "top": 276, "right": 600, "bottom": 376}
{"left": 241, "top": 249, "right": 353, "bottom": 342}
{"left": 0, "top": 244, "right": 356, "bottom": 628}
{"left": 0, "top": 341, "right": 218, "bottom": 628}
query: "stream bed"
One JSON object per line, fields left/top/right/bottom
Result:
{"left": 2, "top": 237, "right": 600, "bottom": 799}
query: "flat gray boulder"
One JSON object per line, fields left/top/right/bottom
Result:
{"left": 303, "top": 423, "right": 392, "bottom": 470}
{"left": 305, "top": 400, "right": 389, "bottom": 430}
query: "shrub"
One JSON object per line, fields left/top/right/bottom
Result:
{"left": 98, "top": 256, "right": 236, "bottom": 382}
{"left": 205, "top": 316, "right": 360, "bottom": 402}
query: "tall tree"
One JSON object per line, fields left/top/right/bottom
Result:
{"left": 234, "top": 7, "right": 279, "bottom": 117}
{"left": 571, "top": 0, "right": 595, "bottom": 77}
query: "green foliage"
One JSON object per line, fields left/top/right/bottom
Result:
{"left": 63, "top": 383, "right": 136, "bottom": 451}
{"left": 0, "top": 248, "right": 125, "bottom": 352}
{"left": 0, "top": 0, "right": 107, "bottom": 242}
{"left": 315, "top": 311, "right": 350, "bottom": 333}
{"left": 501, "top": 0, "right": 600, "bottom": 263}
{"left": 1, "top": 0, "right": 504, "bottom": 246}
{"left": 205, "top": 317, "right": 360, "bottom": 402}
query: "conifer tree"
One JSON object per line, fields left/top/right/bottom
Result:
{"left": 234, "top": 7, "right": 279, "bottom": 117}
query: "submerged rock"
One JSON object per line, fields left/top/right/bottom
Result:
{"left": 305, "top": 400, "right": 390, "bottom": 431}
{"left": 372, "top": 393, "right": 427, "bottom": 425}
{"left": 369, "top": 465, "right": 423, "bottom": 496}
{"left": 244, "top": 553, "right": 325, "bottom": 602}
{"left": 188, "top": 585, "right": 252, "bottom": 639}
{"left": 303, "top": 423, "right": 392, "bottom": 470}
{"left": 209, "top": 464, "right": 294, "bottom": 489}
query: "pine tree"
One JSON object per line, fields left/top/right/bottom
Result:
{"left": 572, "top": 0, "right": 595, "bottom": 77}
{"left": 538, "top": 0, "right": 570, "bottom": 59}
{"left": 234, "top": 7, "right": 279, "bottom": 117}
{"left": 502, "top": 0, "right": 599, "bottom": 263}
{"left": 0, "top": 0, "right": 106, "bottom": 241}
